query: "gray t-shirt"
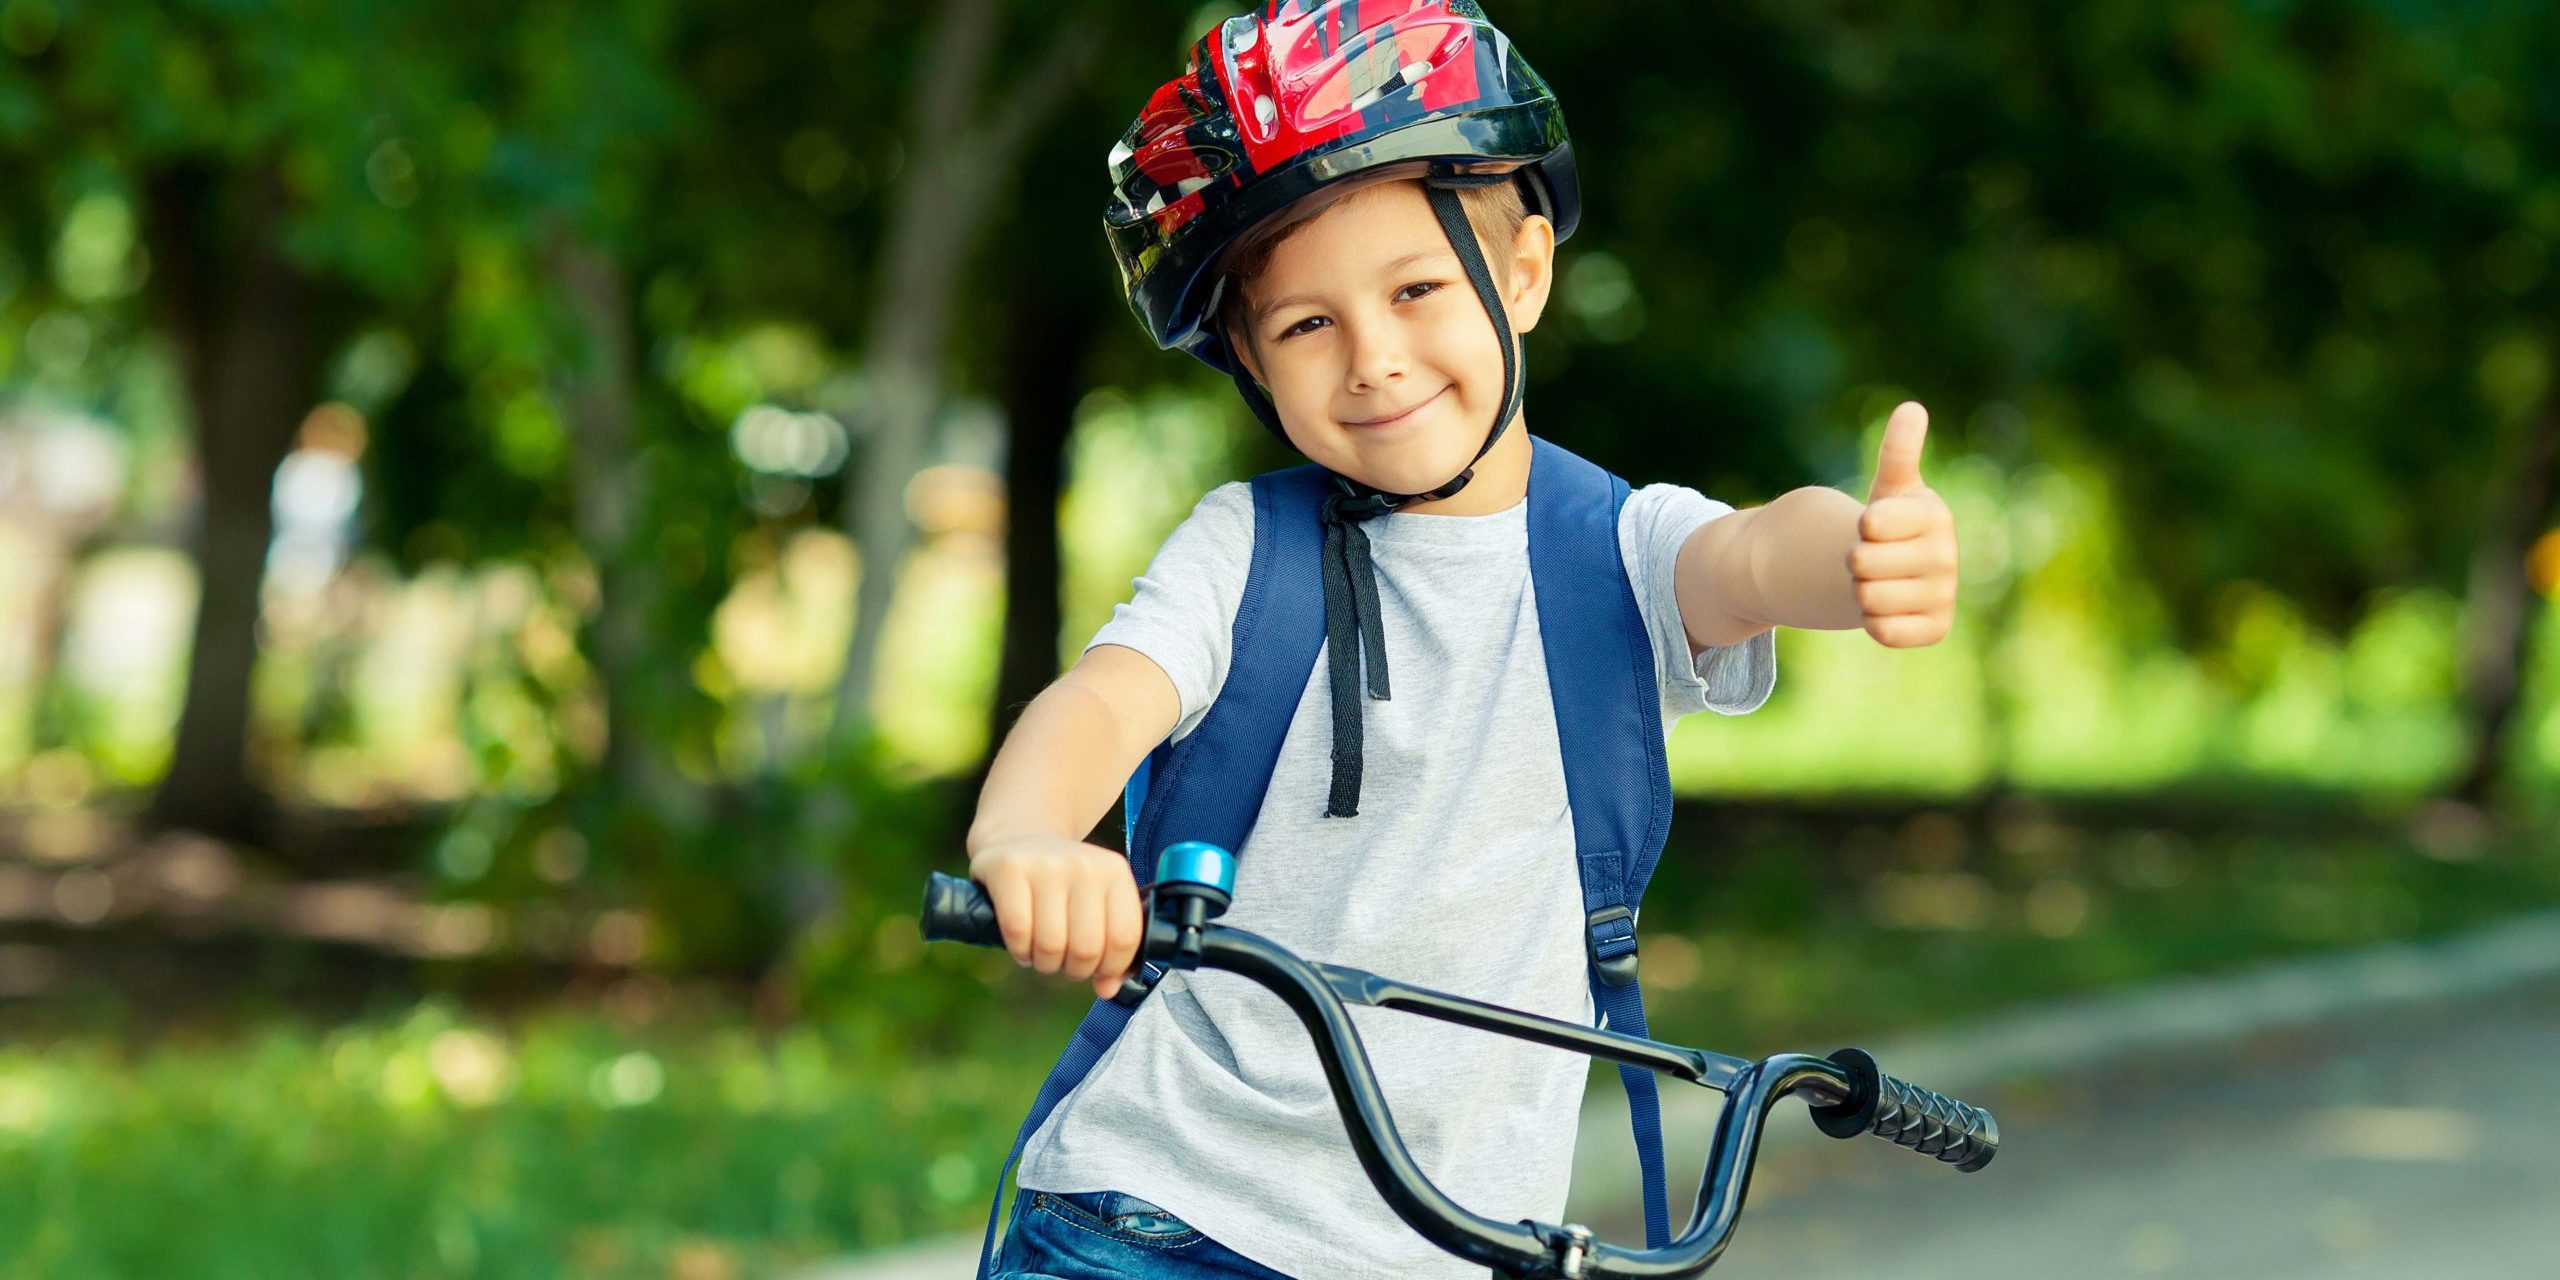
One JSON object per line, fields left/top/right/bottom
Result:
{"left": 1017, "top": 477, "right": 1777, "bottom": 1279}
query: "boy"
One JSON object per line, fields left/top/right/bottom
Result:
{"left": 966, "top": 3, "right": 1957, "bottom": 1277}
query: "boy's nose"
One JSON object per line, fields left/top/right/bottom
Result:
{"left": 1343, "top": 327, "right": 1410, "bottom": 394}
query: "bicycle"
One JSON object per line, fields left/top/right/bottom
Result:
{"left": 922, "top": 843, "right": 1999, "bottom": 1279}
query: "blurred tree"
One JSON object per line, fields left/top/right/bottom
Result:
{"left": 0, "top": 0, "right": 2549, "bottom": 933}
{"left": 827, "top": 0, "right": 1099, "bottom": 749}
{"left": 138, "top": 164, "right": 342, "bottom": 842}
{"left": 986, "top": 255, "right": 1091, "bottom": 752}
{"left": 623, "top": 0, "right": 1119, "bottom": 963}
{"left": 0, "top": 2, "right": 449, "bottom": 840}
{"left": 2454, "top": 376, "right": 2556, "bottom": 806}
{"left": 972, "top": 3, "right": 1189, "bottom": 765}
{"left": 501, "top": 3, "right": 710, "bottom": 847}
{"left": 0, "top": 0, "right": 734, "bottom": 865}
{"left": 1501, "top": 0, "right": 2556, "bottom": 803}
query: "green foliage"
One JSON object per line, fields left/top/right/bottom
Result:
{"left": 1502, "top": 0, "right": 2559, "bottom": 641}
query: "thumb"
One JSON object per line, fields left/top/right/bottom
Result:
{"left": 1867, "top": 401, "right": 1930, "bottom": 503}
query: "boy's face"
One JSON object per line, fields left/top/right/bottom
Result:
{"left": 1230, "top": 179, "right": 1554, "bottom": 497}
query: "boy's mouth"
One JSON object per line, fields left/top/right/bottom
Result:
{"left": 1342, "top": 385, "right": 1446, "bottom": 429}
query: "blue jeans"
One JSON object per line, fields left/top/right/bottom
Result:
{"left": 991, "top": 1188, "right": 1293, "bottom": 1279}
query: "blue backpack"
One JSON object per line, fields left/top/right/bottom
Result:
{"left": 979, "top": 437, "right": 1680, "bottom": 1271}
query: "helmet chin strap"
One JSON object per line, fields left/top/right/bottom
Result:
{"left": 1221, "top": 172, "right": 1528, "bottom": 818}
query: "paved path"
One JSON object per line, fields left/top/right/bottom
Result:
{"left": 1698, "top": 979, "right": 2560, "bottom": 1278}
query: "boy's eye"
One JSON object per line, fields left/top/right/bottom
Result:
{"left": 1272, "top": 282, "right": 1442, "bottom": 341}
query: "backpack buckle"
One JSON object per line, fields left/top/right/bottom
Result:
{"left": 1586, "top": 905, "right": 1639, "bottom": 988}
{"left": 1109, "top": 960, "right": 1167, "bottom": 1009}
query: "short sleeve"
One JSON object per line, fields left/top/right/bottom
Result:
{"left": 1617, "top": 483, "right": 1778, "bottom": 719}
{"left": 1084, "top": 481, "right": 1258, "bottom": 743}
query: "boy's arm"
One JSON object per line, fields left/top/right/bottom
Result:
{"left": 966, "top": 643, "right": 1182, "bottom": 999}
{"left": 1672, "top": 401, "right": 1959, "bottom": 650}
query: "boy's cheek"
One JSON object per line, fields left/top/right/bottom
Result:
{"left": 1271, "top": 408, "right": 1340, "bottom": 460}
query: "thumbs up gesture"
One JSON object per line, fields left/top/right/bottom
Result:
{"left": 1850, "top": 401, "right": 1959, "bottom": 648}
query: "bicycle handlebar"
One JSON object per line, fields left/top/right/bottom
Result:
{"left": 1808, "top": 1046, "right": 1999, "bottom": 1172}
{"left": 922, "top": 870, "right": 1004, "bottom": 947}
{"left": 922, "top": 870, "right": 1997, "bottom": 1279}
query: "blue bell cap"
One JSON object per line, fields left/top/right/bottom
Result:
{"left": 1156, "top": 841, "right": 1237, "bottom": 898}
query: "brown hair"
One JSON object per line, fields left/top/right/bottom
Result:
{"left": 1216, "top": 172, "right": 1531, "bottom": 361}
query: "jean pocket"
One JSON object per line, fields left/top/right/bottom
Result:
{"left": 1034, "top": 1189, "right": 1205, "bottom": 1246}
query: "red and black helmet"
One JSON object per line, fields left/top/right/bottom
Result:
{"left": 1104, "top": 0, "right": 1580, "bottom": 376}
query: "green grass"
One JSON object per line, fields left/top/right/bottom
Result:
{"left": 0, "top": 989, "right": 1079, "bottom": 1280}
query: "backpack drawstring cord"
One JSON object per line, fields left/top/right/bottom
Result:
{"left": 1317, "top": 486, "right": 1396, "bottom": 816}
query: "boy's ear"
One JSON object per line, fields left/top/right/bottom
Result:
{"left": 1505, "top": 213, "right": 1558, "bottom": 334}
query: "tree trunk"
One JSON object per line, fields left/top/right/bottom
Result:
{"left": 2452, "top": 383, "right": 2560, "bottom": 809}
{"left": 986, "top": 270, "right": 1091, "bottom": 755}
{"left": 142, "top": 164, "right": 330, "bottom": 844}
{"left": 829, "top": 0, "right": 991, "bottom": 748}
{"left": 830, "top": 0, "right": 1098, "bottom": 748}
{"left": 545, "top": 230, "right": 655, "bottom": 803}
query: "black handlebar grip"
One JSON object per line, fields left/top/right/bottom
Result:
{"left": 921, "top": 872, "right": 1004, "bottom": 948}
{"left": 1810, "top": 1047, "right": 1999, "bottom": 1172}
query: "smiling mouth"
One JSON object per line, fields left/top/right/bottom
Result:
{"left": 1344, "top": 386, "right": 1446, "bottom": 428}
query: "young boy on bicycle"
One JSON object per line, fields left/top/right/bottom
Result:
{"left": 964, "top": 3, "right": 1958, "bottom": 1276}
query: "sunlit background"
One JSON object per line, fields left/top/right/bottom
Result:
{"left": 2, "top": 1, "right": 2557, "bottom": 1276}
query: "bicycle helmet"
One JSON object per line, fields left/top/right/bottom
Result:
{"left": 1106, "top": 0, "right": 1579, "bottom": 389}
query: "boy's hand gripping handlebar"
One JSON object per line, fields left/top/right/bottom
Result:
{"left": 922, "top": 844, "right": 1997, "bottom": 1280}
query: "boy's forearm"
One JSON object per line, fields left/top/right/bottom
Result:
{"left": 966, "top": 670, "right": 1152, "bottom": 857}
{"left": 967, "top": 675, "right": 1131, "bottom": 855}
{"left": 1685, "top": 485, "right": 1866, "bottom": 639}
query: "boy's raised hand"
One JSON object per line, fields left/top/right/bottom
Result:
{"left": 1851, "top": 401, "right": 1959, "bottom": 648}
{"left": 969, "top": 833, "right": 1146, "bottom": 1000}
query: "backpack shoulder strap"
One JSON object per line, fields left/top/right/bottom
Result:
{"left": 1124, "top": 464, "right": 1332, "bottom": 872}
{"left": 977, "top": 463, "right": 1331, "bottom": 1277}
{"left": 1524, "top": 435, "right": 1679, "bottom": 1249}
